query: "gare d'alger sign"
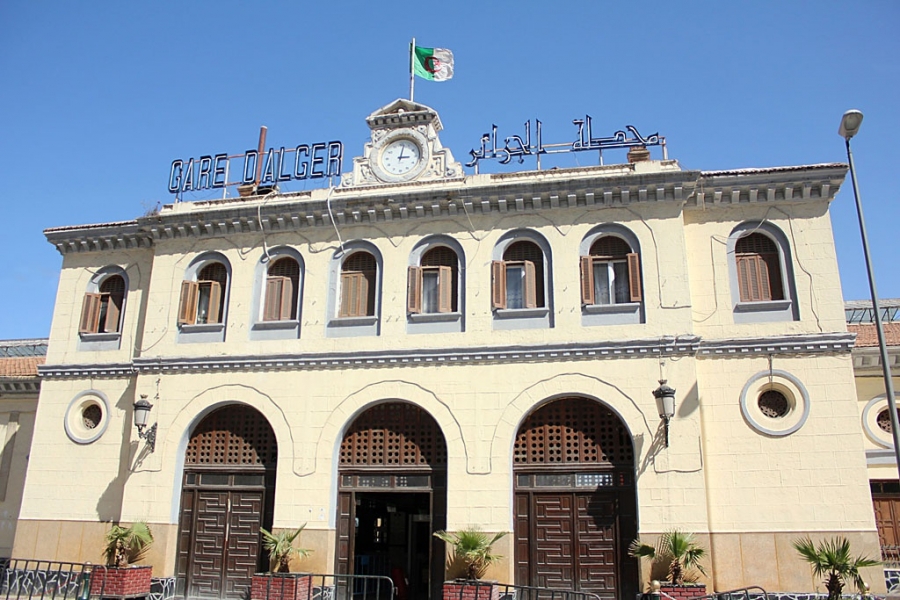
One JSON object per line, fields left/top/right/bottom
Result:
{"left": 167, "top": 126, "right": 343, "bottom": 196}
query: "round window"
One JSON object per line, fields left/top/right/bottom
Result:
{"left": 878, "top": 408, "right": 896, "bottom": 434}
{"left": 758, "top": 390, "right": 789, "bottom": 419}
{"left": 64, "top": 390, "right": 111, "bottom": 444}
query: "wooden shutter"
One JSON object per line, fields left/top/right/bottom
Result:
{"left": 762, "top": 253, "right": 784, "bottom": 300}
{"left": 524, "top": 261, "right": 537, "bottom": 309}
{"left": 580, "top": 256, "right": 594, "bottom": 305}
{"left": 341, "top": 272, "right": 371, "bottom": 317}
{"left": 407, "top": 267, "right": 422, "bottom": 314}
{"left": 736, "top": 255, "right": 774, "bottom": 302}
{"left": 264, "top": 277, "right": 285, "bottom": 321}
{"left": 79, "top": 293, "right": 102, "bottom": 334}
{"left": 178, "top": 281, "right": 199, "bottom": 325}
{"left": 207, "top": 281, "right": 222, "bottom": 323}
{"left": 627, "top": 253, "right": 642, "bottom": 302}
{"left": 491, "top": 261, "right": 507, "bottom": 309}
{"left": 437, "top": 266, "right": 453, "bottom": 313}
{"left": 279, "top": 276, "right": 294, "bottom": 319}
{"left": 103, "top": 292, "right": 122, "bottom": 333}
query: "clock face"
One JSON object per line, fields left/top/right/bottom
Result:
{"left": 380, "top": 139, "right": 421, "bottom": 176}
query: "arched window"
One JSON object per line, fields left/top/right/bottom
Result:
{"left": 79, "top": 274, "right": 126, "bottom": 334}
{"left": 340, "top": 252, "right": 377, "bottom": 317}
{"left": 407, "top": 246, "right": 458, "bottom": 314}
{"left": 493, "top": 240, "right": 545, "bottom": 309}
{"left": 179, "top": 262, "right": 227, "bottom": 325}
{"left": 735, "top": 233, "right": 784, "bottom": 302}
{"left": 580, "top": 236, "right": 641, "bottom": 305}
{"left": 263, "top": 257, "right": 300, "bottom": 321}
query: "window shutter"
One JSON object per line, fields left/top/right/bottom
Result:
{"left": 407, "top": 266, "right": 422, "bottom": 314}
{"left": 437, "top": 266, "right": 453, "bottom": 313}
{"left": 79, "top": 293, "right": 102, "bottom": 334}
{"left": 280, "top": 276, "right": 294, "bottom": 319}
{"left": 264, "top": 277, "right": 285, "bottom": 321}
{"left": 491, "top": 261, "right": 507, "bottom": 309}
{"left": 762, "top": 253, "right": 784, "bottom": 300}
{"left": 178, "top": 281, "right": 199, "bottom": 325}
{"left": 362, "top": 270, "right": 375, "bottom": 317}
{"left": 524, "top": 261, "right": 537, "bottom": 309}
{"left": 736, "top": 256, "right": 759, "bottom": 302}
{"left": 207, "top": 281, "right": 222, "bottom": 323}
{"left": 627, "top": 253, "right": 642, "bottom": 302}
{"left": 103, "top": 292, "right": 122, "bottom": 333}
{"left": 340, "top": 272, "right": 355, "bottom": 317}
{"left": 580, "top": 256, "right": 594, "bottom": 305}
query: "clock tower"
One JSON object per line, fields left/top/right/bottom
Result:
{"left": 341, "top": 99, "right": 464, "bottom": 187}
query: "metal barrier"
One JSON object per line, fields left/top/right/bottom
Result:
{"left": 882, "top": 545, "right": 900, "bottom": 569}
{"left": 252, "top": 573, "right": 395, "bottom": 600}
{"left": 0, "top": 559, "right": 103, "bottom": 600}
{"left": 693, "top": 586, "right": 770, "bottom": 600}
{"left": 443, "top": 580, "right": 602, "bottom": 600}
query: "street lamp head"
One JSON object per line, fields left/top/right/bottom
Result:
{"left": 839, "top": 109, "right": 864, "bottom": 140}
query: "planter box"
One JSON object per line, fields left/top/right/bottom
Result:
{"left": 251, "top": 574, "right": 313, "bottom": 600}
{"left": 442, "top": 581, "right": 500, "bottom": 600}
{"left": 89, "top": 566, "right": 152, "bottom": 599}
{"left": 659, "top": 583, "right": 707, "bottom": 600}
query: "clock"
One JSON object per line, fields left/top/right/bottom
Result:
{"left": 380, "top": 138, "right": 422, "bottom": 176}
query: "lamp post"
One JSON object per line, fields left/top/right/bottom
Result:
{"left": 840, "top": 109, "right": 900, "bottom": 475}
{"left": 653, "top": 379, "right": 676, "bottom": 447}
{"left": 133, "top": 395, "right": 157, "bottom": 452}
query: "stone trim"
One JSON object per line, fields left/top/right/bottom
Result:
{"left": 0, "top": 380, "right": 40, "bottom": 394}
{"left": 38, "top": 363, "right": 135, "bottom": 378}
{"left": 44, "top": 163, "right": 846, "bottom": 255}
{"left": 697, "top": 332, "right": 855, "bottom": 356}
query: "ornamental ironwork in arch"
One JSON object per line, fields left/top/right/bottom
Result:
{"left": 514, "top": 396, "right": 633, "bottom": 467}
{"left": 185, "top": 404, "right": 277, "bottom": 467}
{"left": 340, "top": 402, "right": 447, "bottom": 469}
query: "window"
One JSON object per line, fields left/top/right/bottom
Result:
{"left": 408, "top": 246, "right": 458, "bottom": 314}
{"left": 179, "top": 262, "right": 227, "bottom": 325}
{"left": 263, "top": 257, "right": 299, "bottom": 321}
{"left": 735, "top": 233, "right": 784, "bottom": 302}
{"left": 340, "top": 252, "right": 376, "bottom": 318}
{"left": 492, "top": 241, "right": 545, "bottom": 310}
{"left": 79, "top": 275, "right": 125, "bottom": 334}
{"left": 580, "top": 236, "right": 641, "bottom": 305}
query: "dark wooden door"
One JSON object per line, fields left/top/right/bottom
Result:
{"left": 180, "top": 488, "right": 264, "bottom": 599}
{"left": 518, "top": 491, "right": 618, "bottom": 598}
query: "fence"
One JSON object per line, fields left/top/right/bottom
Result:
{"left": 251, "top": 573, "right": 395, "bottom": 600}
{"left": 0, "top": 559, "right": 98, "bottom": 599}
{"left": 443, "top": 580, "right": 602, "bottom": 600}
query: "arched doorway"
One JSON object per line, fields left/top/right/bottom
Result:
{"left": 513, "top": 397, "right": 638, "bottom": 600}
{"left": 176, "top": 405, "right": 278, "bottom": 599}
{"left": 337, "top": 402, "right": 447, "bottom": 600}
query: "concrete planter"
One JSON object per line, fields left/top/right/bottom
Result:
{"left": 251, "top": 573, "right": 313, "bottom": 600}
{"left": 89, "top": 565, "right": 152, "bottom": 599}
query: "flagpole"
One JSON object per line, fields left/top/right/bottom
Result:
{"left": 409, "top": 37, "right": 415, "bottom": 101}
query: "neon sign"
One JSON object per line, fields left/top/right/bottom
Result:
{"left": 168, "top": 141, "right": 343, "bottom": 195}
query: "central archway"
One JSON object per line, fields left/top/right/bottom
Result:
{"left": 337, "top": 401, "right": 447, "bottom": 600}
{"left": 513, "top": 396, "right": 638, "bottom": 600}
{"left": 176, "top": 404, "right": 277, "bottom": 599}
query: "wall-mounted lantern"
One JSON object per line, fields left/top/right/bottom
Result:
{"left": 653, "top": 379, "right": 676, "bottom": 447}
{"left": 133, "top": 395, "right": 157, "bottom": 452}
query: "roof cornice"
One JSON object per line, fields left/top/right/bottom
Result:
{"left": 43, "top": 162, "right": 847, "bottom": 255}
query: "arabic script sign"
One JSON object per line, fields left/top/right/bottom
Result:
{"left": 467, "top": 115, "right": 662, "bottom": 167}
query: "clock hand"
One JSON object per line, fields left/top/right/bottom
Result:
{"left": 398, "top": 147, "right": 408, "bottom": 161}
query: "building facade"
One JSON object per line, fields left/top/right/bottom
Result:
{"left": 17, "top": 100, "right": 884, "bottom": 599}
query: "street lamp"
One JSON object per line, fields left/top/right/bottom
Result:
{"left": 653, "top": 379, "right": 676, "bottom": 447}
{"left": 133, "top": 395, "right": 157, "bottom": 452}
{"left": 840, "top": 109, "right": 900, "bottom": 475}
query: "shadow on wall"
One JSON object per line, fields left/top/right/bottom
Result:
{"left": 96, "top": 382, "right": 140, "bottom": 523}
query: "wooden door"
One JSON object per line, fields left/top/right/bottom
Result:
{"left": 517, "top": 491, "right": 618, "bottom": 598}
{"left": 179, "top": 488, "right": 264, "bottom": 599}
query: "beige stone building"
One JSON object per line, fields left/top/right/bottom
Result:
{"left": 15, "top": 100, "right": 887, "bottom": 599}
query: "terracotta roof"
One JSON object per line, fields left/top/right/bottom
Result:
{"left": 0, "top": 357, "right": 45, "bottom": 378}
{"left": 848, "top": 323, "right": 900, "bottom": 347}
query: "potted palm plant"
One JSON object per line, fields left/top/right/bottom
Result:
{"left": 91, "top": 521, "right": 154, "bottom": 598}
{"left": 250, "top": 525, "right": 313, "bottom": 600}
{"left": 629, "top": 530, "right": 707, "bottom": 599}
{"left": 793, "top": 536, "right": 879, "bottom": 600}
{"left": 434, "top": 528, "right": 507, "bottom": 600}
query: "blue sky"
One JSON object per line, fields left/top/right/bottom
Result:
{"left": 1, "top": 1, "right": 898, "bottom": 340}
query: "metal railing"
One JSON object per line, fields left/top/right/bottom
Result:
{"left": 444, "top": 581, "right": 602, "bottom": 600}
{"left": 882, "top": 545, "right": 900, "bottom": 569}
{"left": 252, "top": 573, "right": 395, "bottom": 600}
{"left": 0, "top": 559, "right": 101, "bottom": 600}
{"left": 693, "top": 586, "right": 770, "bottom": 600}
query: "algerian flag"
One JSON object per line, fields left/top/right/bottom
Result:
{"left": 413, "top": 46, "right": 454, "bottom": 81}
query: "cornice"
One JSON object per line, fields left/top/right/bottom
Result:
{"left": 38, "top": 332, "right": 857, "bottom": 379}
{"left": 0, "top": 379, "right": 41, "bottom": 395}
{"left": 44, "top": 163, "right": 848, "bottom": 255}
{"left": 689, "top": 163, "right": 847, "bottom": 209}
{"left": 851, "top": 346, "right": 900, "bottom": 372}
{"left": 697, "top": 331, "right": 856, "bottom": 357}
